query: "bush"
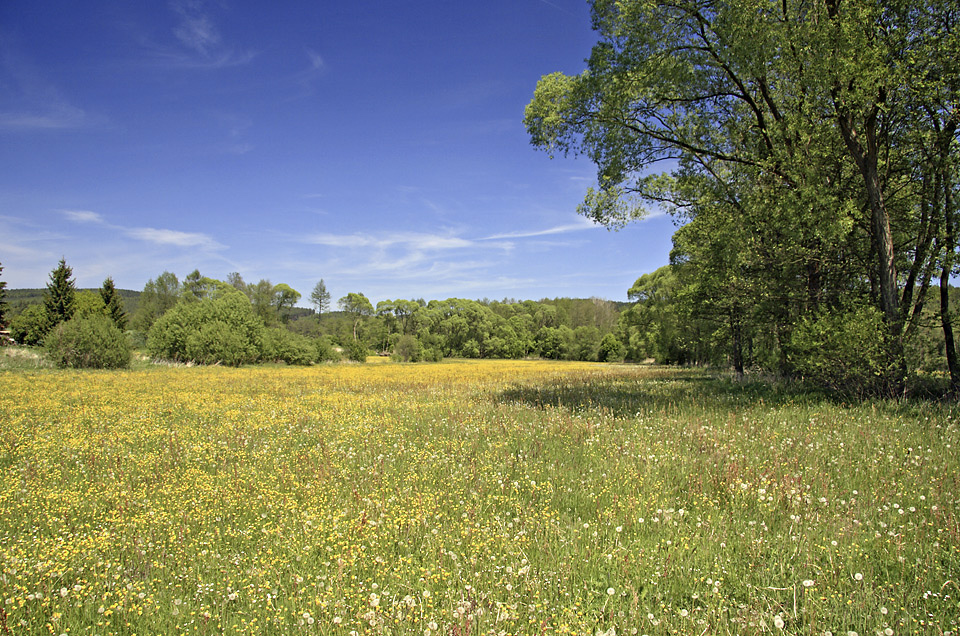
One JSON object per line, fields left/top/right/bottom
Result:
{"left": 185, "top": 320, "right": 251, "bottom": 367}
{"left": 786, "top": 304, "right": 895, "bottom": 396}
{"left": 147, "top": 291, "right": 263, "bottom": 366}
{"left": 44, "top": 315, "right": 131, "bottom": 369}
{"left": 9, "top": 304, "right": 50, "bottom": 346}
{"left": 314, "top": 336, "right": 340, "bottom": 363}
{"left": 344, "top": 339, "right": 368, "bottom": 362}
{"left": 597, "top": 333, "right": 626, "bottom": 362}
{"left": 262, "top": 327, "right": 315, "bottom": 365}
{"left": 392, "top": 334, "right": 421, "bottom": 362}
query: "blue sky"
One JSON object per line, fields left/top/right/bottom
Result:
{"left": 0, "top": 1, "right": 675, "bottom": 304}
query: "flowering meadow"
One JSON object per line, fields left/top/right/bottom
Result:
{"left": 1, "top": 360, "right": 958, "bottom": 635}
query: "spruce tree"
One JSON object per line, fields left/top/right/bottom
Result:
{"left": 100, "top": 276, "right": 127, "bottom": 331}
{"left": 44, "top": 258, "right": 76, "bottom": 327}
{"left": 0, "top": 261, "right": 7, "bottom": 328}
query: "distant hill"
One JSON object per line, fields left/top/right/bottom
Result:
{"left": 6, "top": 288, "right": 141, "bottom": 318}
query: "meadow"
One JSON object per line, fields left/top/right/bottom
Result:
{"left": 0, "top": 358, "right": 957, "bottom": 635}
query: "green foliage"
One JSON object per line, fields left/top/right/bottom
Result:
{"left": 0, "top": 262, "right": 7, "bottom": 328}
{"left": 786, "top": 305, "right": 895, "bottom": 397}
{"left": 133, "top": 271, "right": 180, "bottom": 333}
{"left": 100, "top": 277, "right": 127, "bottom": 330}
{"left": 392, "top": 334, "right": 421, "bottom": 362}
{"left": 73, "top": 290, "right": 106, "bottom": 318}
{"left": 272, "top": 284, "right": 301, "bottom": 323}
{"left": 8, "top": 304, "right": 51, "bottom": 346}
{"left": 314, "top": 335, "right": 340, "bottom": 363}
{"left": 343, "top": 339, "right": 368, "bottom": 363}
{"left": 525, "top": 0, "right": 960, "bottom": 393}
{"left": 147, "top": 291, "right": 264, "bottom": 366}
{"left": 262, "top": 327, "right": 315, "bottom": 365}
{"left": 181, "top": 269, "right": 232, "bottom": 301}
{"left": 310, "top": 279, "right": 331, "bottom": 314}
{"left": 43, "top": 314, "right": 131, "bottom": 369}
{"left": 597, "top": 332, "right": 625, "bottom": 362}
{"left": 44, "top": 258, "right": 76, "bottom": 327}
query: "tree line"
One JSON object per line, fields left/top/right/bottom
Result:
{"left": 525, "top": 0, "right": 960, "bottom": 395}
{"left": 1, "top": 261, "right": 629, "bottom": 367}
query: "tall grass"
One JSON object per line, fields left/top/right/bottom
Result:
{"left": 0, "top": 361, "right": 956, "bottom": 635}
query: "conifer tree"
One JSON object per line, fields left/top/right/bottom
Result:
{"left": 100, "top": 276, "right": 127, "bottom": 331}
{"left": 0, "top": 262, "right": 7, "bottom": 328}
{"left": 44, "top": 258, "right": 76, "bottom": 327}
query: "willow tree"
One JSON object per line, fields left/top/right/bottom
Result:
{"left": 526, "top": 0, "right": 959, "bottom": 392}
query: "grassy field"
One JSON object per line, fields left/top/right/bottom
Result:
{"left": 0, "top": 358, "right": 957, "bottom": 635}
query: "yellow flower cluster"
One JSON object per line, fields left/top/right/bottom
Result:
{"left": 0, "top": 361, "right": 957, "bottom": 635}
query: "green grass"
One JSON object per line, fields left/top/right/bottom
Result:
{"left": 0, "top": 361, "right": 957, "bottom": 635}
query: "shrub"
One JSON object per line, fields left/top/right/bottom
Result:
{"left": 147, "top": 291, "right": 263, "bottom": 366}
{"left": 786, "top": 304, "right": 894, "bottom": 396}
{"left": 597, "top": 332, "right": 626, "bottom": 362}
{"left": 185, "top": 320, "right": 251, "bottom": 367}
{"left": 314, "top": 336, "right": 340, "bottom": 363}
{"left": 44, "top": 315, "right": 131, "bottom": 369}
{"left": 392, "top": 334, "right": 421, "bottom": 362}
{"left": 262, "top": 327, "right": 315, "bottom": 365}
{"left": 9, "top": 304, "right": 50, "bottom": 346}
{"left": 344, "top": 339, "right": 368, "bottom": 362}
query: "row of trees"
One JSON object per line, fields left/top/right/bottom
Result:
{"left": 287, "top": 292, "right": 626, "bottom": 363}
{"left": 526, "top": 0, "right": 960, "bottom": 395}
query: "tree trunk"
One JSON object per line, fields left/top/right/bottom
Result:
{"left": 941, "top": 180, "right": 960, "bottom": 391}
{"left": 730, "top": 311, "right": 745, "bottom": 379}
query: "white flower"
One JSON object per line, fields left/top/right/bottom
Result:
{"left": 854, "top": 572, "right": 863, "bottom": 581}
{"left": 679, "top": 608, "right": 689, "bottom": 617}
{"left": 607, "top": 587, "right": 616, "bottom": 596}
{"left": 369, "top": 593, "right": 380, "bottom": 607}
{"left": 802, "top": 579, "right": 815, "bottom": 588}
{"left": 333, "top": 616, "right": 342, "bottom": 624}
{"left": 773, "top": 615, "right": 785, "bottom": 629}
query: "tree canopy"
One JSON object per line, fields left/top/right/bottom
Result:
{"left": 526, "top": 0, "right": 960, "bottom": 393}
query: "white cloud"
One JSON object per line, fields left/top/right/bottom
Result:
{"left": 173, "top": 12, "right": 220, "bottom": 56}
{"left": 125, "top": 227, "right": 224, "bottom": 249}
{"left": 302, "top": 231, "right": 480, "bottom": 251}
{"left": 481, "top": 216, "right": 598, "bottom": 240}
{"left": 61, "top": 209, "right": 105, "bottom": 224}
{"left": 135, "top": 1, "right": 255, "bottom": 70}
{"left": 305, "top": 48, "right": 325, "bottom": 71}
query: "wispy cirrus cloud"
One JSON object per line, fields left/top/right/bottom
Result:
{"left": 136, "top": 1, "right": 255, "bottom": 70}
{"left": 124, "top": 227, "right": 225, "bottom": 249}
{"left": 302, "top": 231, "right": 480, "bottom": 251}
{"left": 481, "top": 216, "right": 598, "bottom": 240}
{"left": 61, "top": 209, "right": 225, "bottom": 250}
{"left": 61, "top": 209, "right": 105, "bottom": 224}
{"left": 0, "top": 43, "right": 93, "bottom": 131}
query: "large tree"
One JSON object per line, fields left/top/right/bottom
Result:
{"left": 133, "top": 271, "right": 180, "bottom": 332}
{"left": 338, "top": 292, "right": 373, "bottom": 342}
{"left": 272, "top": 283, "right": 301, "bottom": 323}
{"left": 44, "top": 258, "right": 76, "bottom": 328}
{"left": 525, "top": 0, "right": 960, "bottom": 392}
